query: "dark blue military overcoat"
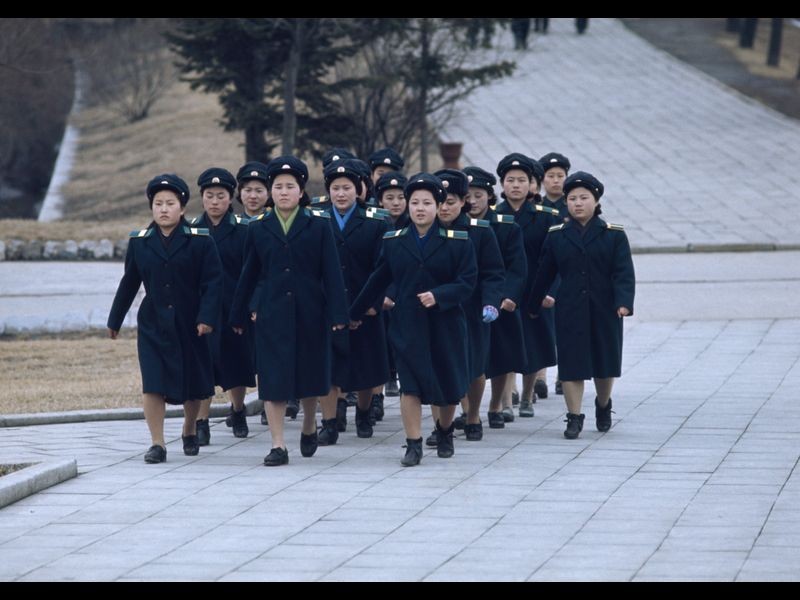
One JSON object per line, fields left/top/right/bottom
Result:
{"left": 107, "top": 219, "right": 223, "bottom": 404}
{"left": 350, "top": 222, "right": 477, "bottom": 406}
{"left": 484, "top": 211, "right": 529, "bottom": 379}
{"left": 445, "top": 213, "right": 504, "bottom": 382}
{"left": 229, "top": 208, "right": 349, "bottom": 402}
{"left": 495, "top": 201, "right": 560, "bottom": 373}
{"left": 323, "top": 204, "right": 391, "bottom": 391}
{"left": 192, "top": 211, "right": 255, "bottom": 391}
{"left": 529, "top": 217, "right": 635, "bottom": 381}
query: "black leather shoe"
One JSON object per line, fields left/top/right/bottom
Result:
{"left": 370, "top": 393, "right": 384, "bottom": 423}
{"left": 595, "top": 397, "right": 613, "bottom": 432}
{"left": 435, "top": 420, "right": 455, "bottom": 458}
{"left": 196, "top": 418, "right": 210, "bottom": 446}
{"left": 264, "top": 447, "right": 289, "bottom": 466}
{"left": 336, "top": 398, "right": 348, "bottom": 432}
{"left": 511, "top": 390, "right": 520, "bottom": 406}
{"left": 345, "top": 391, "right": 358, "bottom": 407}
{"left": 300, "top": 431, "right": 318, "bottom": 457}
{"left": 519, "top": 398, "right": 534, "bottom": 418}
{"left": 385, "top": 377, "right": 400, "bottom": 397}
{"left": 318, "top": 418, "right": 339, "bottom": 446}
{"left": 401, "top": 437, "right": 423, "bottom": 467}
{"left": 534, "top": 378, "right": 548, "bottom": 400}
{"left": 555, "top": 380, "right": 563, "bottom": 395}
{"left": 464, "top": 422, "right": 483, "bottom": 441}
{"left": 230, "top": 406, "right": 249, "bottom": 438}
{"left": 144, "top": 445, "right": 166, "bottom": 464}
{"left": 356, "top": 407, "right": 374, "bottom": 438}
{"left": 487, "top": 411, "right": 505, "bottom": 429}
{"left": 182, "top": 434, "right": 200, "bottom": 456}
{"left": 564, "top": 413, "right": 585, "bottom": 439}
{"left": 286, "top": 398, "right": 299, "bottom": 420}
{"left": 425, "top": 429, "right": 438, "bottom": 447}
{"left": 502, "top": 406, "right": 515, "bottom": 423}
{"left": 225, "top": 411, "right": 233, "bottom": 427}
{"left": 453, "top": 412, "right": 467, "bottom": 430}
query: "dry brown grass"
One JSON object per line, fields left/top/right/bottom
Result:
{"left": 716, "top": 20, "right": 800, "bottom": 80}
{"left": 0, "top": 218, "right": 132, "bottom": 242}
{"left": 0, "top": 331, "right": 240, "bottom": 415}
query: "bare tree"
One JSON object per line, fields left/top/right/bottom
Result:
{"left": 767, "top": 18, "right": 783, "bottom": 66}
{"left": 84, "top": 19, "right": 174, "bottom": 123}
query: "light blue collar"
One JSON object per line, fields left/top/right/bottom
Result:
{"left": 333, "top": 202, "right": 358, "bottom": 231}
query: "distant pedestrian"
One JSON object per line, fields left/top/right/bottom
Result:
{"left": 107, "top": 174, "right": 223, "bottom": 464}
{"left": 575, "top": 18, "right": 589, "bottom": 34}
{"left": 511, "top": 18, "right": 531, "bottom": 49}
{"left": 534, "top": 18, "right": 549, "bottom": 34}
{"left": 528, "top": 171, "right": 635, "bottom": 439}
{"left": 229, "top": 156, "right": 349, "bottom": 466}
{"left": 191, "top": 167, "right": 255, "bottom": 446}
{"left": 349, "top": 173, "right": 478, "bottom": 466}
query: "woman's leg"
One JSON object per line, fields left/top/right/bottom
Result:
{"left": 143, "top": 393, "right": 166, "bottom": 447}
{"left": 400, "top": 394, "right": 422, "bottom": 439}
{"left": 521, "top": 373, "right": 535, "bottom": 403}
{"left": 300, "top": 397, "right": 318, "bottom": 435}
{"left": 593, "top": 378, "right": 615, "bottom": 406}
{"left": 197, "top": 397, "right": 212, "bottom": 421}
{"left": 489, "top": 373, "right": 511, "bottom": 413}
{"left": 182, "top": 400, "right": 200, "bottom": 435}
{"left": 466, "top": 375, "right": 486, "bottom": 424}
{"left": 437, "top": 404, "right": 457, "bottom": 429}
{"left": 561, "top": 380, "right": 585, "bottom": 414}
{"left": 267, "top": 401, "right": 288, "bottom": 449}
{"left": 320, "top": 386, "right": 340, "bottom": 421}
{"left": 229, "top": 386, "right": 247, "bottom": 411}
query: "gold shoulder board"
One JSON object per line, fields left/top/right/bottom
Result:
{"left": 469, "top": 218, "right": 490, "bottom": 228}
{"left": 535, "top": 204, "right": 560, "bottom": 216}
{"left": 440, "top": 228, "right": 469, "bottom": 240}
{"left": 548, "top": 224, "right": 565, "bottom": 233}
{"left": 607, "top": 223, "right": 625, "bottom": 231}
{"left": 383, "top": 228, "right": 407, "bottom": 239}
{"left": 128, "top": 228, "right": 152, "bottom": 238}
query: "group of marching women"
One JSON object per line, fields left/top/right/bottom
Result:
{"left": 107, "top": 147, "right": 636, "bottom": 467}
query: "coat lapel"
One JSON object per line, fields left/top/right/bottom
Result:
{"left": 563, "top": 220, "right": 586, "bottom": 250}
{"left": 144, "top": 228, "right": 169, "bottom": 261}
{"left": 343, "top": 209, "right": 365, "bottom": 238}
{"left": 399, "top": 229, "right": 423, "bottom": 262}
{"left": 264, "top": 211, "right": 287, "bottom": 242}
{"left": 422, "top": 230, "right": 446, "bottom": 260}
{"left": 286, "top": 208, "right": 310, "bottom": 242}
{"left": 581, "top": 217, "right": 605, "bottom": 247}
{"left": 167, "top": 225, "right": 191, "bottom": 257}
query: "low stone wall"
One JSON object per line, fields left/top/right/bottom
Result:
{"left": 0, "top": 238, "right": 126, "bottom": 261}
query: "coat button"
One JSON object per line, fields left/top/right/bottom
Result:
{"left": 167, "top": 304, "right": 173, "bottom": 309}
{"left": 284, "top": 267, "right": 290, "bottom": 272}
{"left": 581, "top": 290, "right": 587, "bottom": 295}
{"left": 286, "top": 291, "right": 292, "bottom": 296}
{"left": 165, "top": 283, "right": 170, "bottom": 288}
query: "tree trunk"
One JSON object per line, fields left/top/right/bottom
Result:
{"left": 739, "top": 18, "right": 758, "bottom": 48}
{"left": 767, "top": 18, "right": 783, "bottom": 66}
{"left": 419, "top": 18, "right": 431, "bottom": 172}
{"left": 245, "top": 123, "right": 270, "bottom": 163}
{"left": 725, "top": 18, "right": 740, "bottom": 33}
{"left": 282, "top": 20, "right": 303, "bottom": 156}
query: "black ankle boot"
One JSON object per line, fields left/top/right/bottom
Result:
{"left": 435, "top": 419, "right": 455, "bottom": 458}
{"left": 230, "top": 406, "right": 249, "bottom": 439}
{"left": 336, "top": 398, "right": 348, "bottom": 432}
{"left": 595, "top": 397, "right": 613, "bottom": 432}
{"left": 564, "top": 413, "right": 585, "bottom": 439}
{"left": 401, "top": 437, "right": 423, "bottom": 467}
{"left": 370, "top": 393, "right": 384, "bottom": 423}
{"left": 300, "top": 430, "right": 318, "bottom": 457}
{"left": 318, "top": 418, "right": 339, "bottom": 446}
{"left": 196, "top": 418, "right": 210, "bottom": 446}
{"left": 356, "top": 406, "right": 374, "bottom": 438}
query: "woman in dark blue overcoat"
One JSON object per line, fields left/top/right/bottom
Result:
{"left": 107, "top": 174, "right": 223, "bottom": 464}
{"left": 529, "top": 171, "right": 635, "bottom": 440}
{"left": 230, "top": 156, "right": 349, "bottom": 467}
{"left": 314, "top": 160, "right": 390, "bottom": 443}
{"left": 463, "top": 166, "right": 529, "bottom": 432}
{"left": 350, "top": 173, "right": 477, "bottom": 467}
{"left": 429, "top": 168, "right": 504, "bottom": 444}
{"left": 493, "top": 153, "right": 560, "bottom": 425}
{"left": 190, "top": 167, "right": 255, "bottom": 446}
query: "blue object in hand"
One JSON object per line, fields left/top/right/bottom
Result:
{"left": 482, "top": 305, "right": 499, "bottom": 323}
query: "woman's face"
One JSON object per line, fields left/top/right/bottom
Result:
{"left": 271, "top": 174, "right": 302, "bottom": 213}
{"left": 240, "top": 179, "right": 268, "bottom": 215}
{"left": 408, "top": 190, "right": 438, "bottom": 228}
{"left": 437, "top": 193, "right": 464, "bottom": 224}
{"left": 465, "top": 187, "right": 490, "bottom": 217}
{"left": 543, "top": 168, "right": 567, "bottom": 197}
{"left": 372, "top": 165, "right": 392, "bottom": 183}
{"left": 529, "top": 178, "right": 540, "bottom": 197}
{"left": 381, "top": 189, "right": 406, "bottom": 217}
{"left": 566, "top": 186, "right": 597, "bottom": 224}
{"left": 330, "top": 177, "right": 357, "bottom": 214}
{"left": 151, "top": 190, "right": 185, "bottom": 229}
{"left": 502, "top": 169, "right": 530, "bottom": 202}
{"left": 202, "top": 186, "right": 232, "bottom": 221}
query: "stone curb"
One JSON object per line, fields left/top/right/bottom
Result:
{"left": 0, "top": 458, "right": 78, "bottom": 508}
{"left": 0, "top": 393, "right": 263, "bottom": 428}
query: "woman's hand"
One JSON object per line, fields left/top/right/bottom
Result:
{"left": 366, "top": 307, "right": 378, "bottom": 316}
{"left": 250, "top": 312, "right": 257, "bottom": 322}
{"left": 382, "top": 297, "right": 396, "bottom": 311}
{"left": 349, "top": 320, "right": 362, "bottom": 330}
{"left": 617, "top": 307, "right": 630, "bottom": 318}
{"left": 197, "top": 323, "right": 213, "bottom": 336}
{"left": 232, "top": 327, "right": 244, "bottom": 335}
{"left": 108, "top": 328, "right": 118, "bottom": 340}
{"left": 542, "top": 295, "right": 555, "bottom": 308}
{"left": 417, "top": 291, "right": 436, "bottom": 308}
{"left": 332, "top": 323, "right": 346, "bottom": 331}
{"left": 500, "top": 298, "right": 517, "bottom": 312}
